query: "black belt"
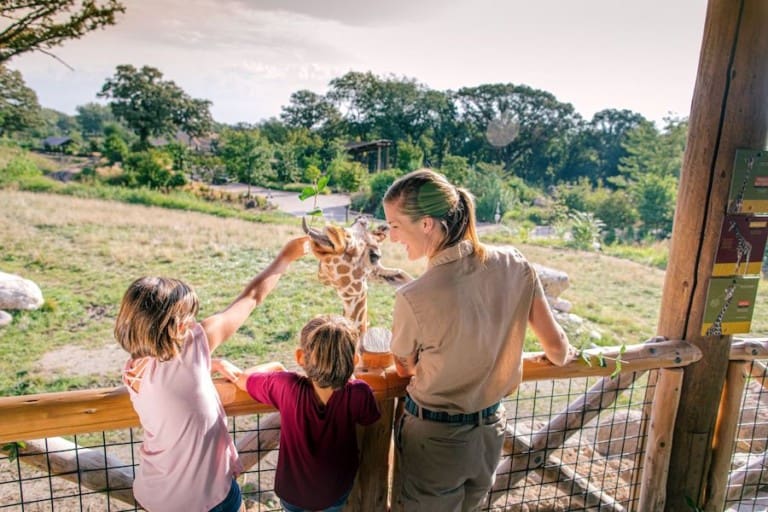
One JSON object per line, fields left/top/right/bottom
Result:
{"left": 404, "top": 395, "right": 500, "bottom": 425}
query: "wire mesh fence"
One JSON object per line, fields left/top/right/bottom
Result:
{"left": 483, "top": 372, "right": 653, "bottom": 511}
{"left": 0, "top": 414, "right": 283, "bottom": 512}
{"left": 723, "top": 359, "right": 768, "bottom": 512}
{"left": 1, "top": 371, "right": 661, "bottom": 512}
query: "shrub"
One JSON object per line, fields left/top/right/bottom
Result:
{"left": 1, "top": 156, "right": 42, "bottom": 184}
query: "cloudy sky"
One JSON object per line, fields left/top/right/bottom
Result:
{"left": 8, "top": 0, "right": 708, "bottom": 127}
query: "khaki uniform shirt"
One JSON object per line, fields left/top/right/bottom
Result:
{"left": 391, "top": 240, "right": 543, "bottom": 414}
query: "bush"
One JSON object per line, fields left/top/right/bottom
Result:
{"left": 1, "top": 156, "right": 42, "bottom": 184}
{"left": 466, "top": 169, "right": 517, "bottom": 223}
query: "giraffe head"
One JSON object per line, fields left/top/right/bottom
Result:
{"left": 302, "top": 215, "right": 412, "bottom": 335}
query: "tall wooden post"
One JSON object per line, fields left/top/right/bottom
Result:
{"left": 659, "top": 0, "right": 768, "bottom": 509}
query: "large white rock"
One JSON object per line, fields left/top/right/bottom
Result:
{"left": 0, "top": 310, "right": 11, "bottom": 327}
{"left": 0, "top": 272, "right": 44, "bottom": 310}
{"left": 532, "top": 263, "right": 570, "bottom": 300}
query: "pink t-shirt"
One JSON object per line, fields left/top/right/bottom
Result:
{"left": 123, "top": 323, "right": 242, "bottom": 512}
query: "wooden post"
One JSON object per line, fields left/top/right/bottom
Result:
{"left": 639, "top": 369, "right": 684, "bottom": 511}
{"left": 706, "top": 360, "right": 748, "bottom": 511}
{"left": 659, "top": 1, "right": 768, "bottom": 509}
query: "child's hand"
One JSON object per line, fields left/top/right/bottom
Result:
{"left": 281, "top": 236, "right": 311, "bottom": 262}
{"left": 212, "top": 358, "right": 243, "bottom": 382}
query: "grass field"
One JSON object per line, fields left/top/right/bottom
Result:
{"left": 1, "top": 189, "right": 766, "bottom": 397}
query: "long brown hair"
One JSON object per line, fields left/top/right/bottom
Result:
{"left": 114, "top": 277, "right": 199, "bottom": 361}
{"left": 300, "top": 314, "right": 358, "bottom": 389}
{"left": 383, "top": 168, "right": 486, "bottom": 261}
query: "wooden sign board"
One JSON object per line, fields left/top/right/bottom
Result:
{"left": 728, "top": 149, "right": 768, "bottom": 214}
{"left": 701, "top": 276, "right": 760, "bottom": 336}
{"left": 713, "top": 214, "right": 768, "bottom": 276}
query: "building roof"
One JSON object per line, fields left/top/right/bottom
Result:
{"left": 42, "top": 136, "right": 73, "bottom": 147}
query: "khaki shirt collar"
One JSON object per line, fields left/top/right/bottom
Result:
{"left": 428, "top": 240, "right": 475, "bottom": 269}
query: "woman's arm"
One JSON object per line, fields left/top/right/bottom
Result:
{"left": 394, "top": 351, "right": 418, "bottom": 377}
{"left": 202, "top": 237, "right": 309, "bottom": 352}
{"left": 528, "top": 295, "right": 576, "bottom": 366}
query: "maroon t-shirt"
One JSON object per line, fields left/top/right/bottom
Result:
{"left": 246, "top": 372, "right": 381, "bottom": 509}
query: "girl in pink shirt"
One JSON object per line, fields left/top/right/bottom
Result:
{"left": 114, "top": 236, "right": 309, "bottom": 512}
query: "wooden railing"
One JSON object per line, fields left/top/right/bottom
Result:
{"left": 0, "top": 338, "right": 702, "bottom": 511}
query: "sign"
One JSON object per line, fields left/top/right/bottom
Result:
{"left": 728, "top": 149, "right": 768, "bottom": 214}
{"left": 712, "top": 214, "right": 768, "bottom": 276}
{"left": 701, "top": 276, "right": 760, "bottom": 336}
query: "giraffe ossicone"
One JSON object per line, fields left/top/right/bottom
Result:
{"left": 302, "top": 215, "right": 412, "bottom": 359}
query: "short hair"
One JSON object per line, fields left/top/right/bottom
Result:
{"left": 114, "top": 277, "right": 199, "bottom": 361}
{"left": 300, "top": 314, "right": 358, "bottom": 389}
{"left": 383, "top": 168, "right": 486, "bottom": 261}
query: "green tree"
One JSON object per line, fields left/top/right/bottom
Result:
{"left": 632, "top": 173, "right": 677, "bottom": 237}
{"left": 121, "top": 149, "right": 187, "bottom": 190}
{"left": 76, "top": 102, "right": 114, "bottom": 136}
{"left": 217, "top": 128, "right": 272, "bottom": 196}
{"left": 98, "top": 64, "right": 213, "bottom": 147}
{"left": 439, "top": 154, "right": 471, "bottom": 187}
{"left": 103, "top": 130, "right": 128, "bottom": 163}
{"left": 328, "top": 157, "right": 366, "bottom": 193}
{"left": 396, "top": 139, "right": 424, "bottom": 172}
{"left": 0, "top": 66, "right": 42, "bottom": 136}
{"left": 280, "top": 89, "right": 341, "bottom": 131}
{"left": 0, "top": 0, "right": 125, "bottom": 63}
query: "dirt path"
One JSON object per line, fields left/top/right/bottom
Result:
{"left": 214, "top": 184, "right": 352, "bottom": 222}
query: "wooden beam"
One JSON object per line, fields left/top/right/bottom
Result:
{"left": 706, "top": 361, "right": 748, "bottom": 511}
{"left": 639, "top": 369, "right": 684, "bottom": 511}
{"left": 661, "top": 0, "right": 768, "bottom": 509}
{"left": 0, "top": 343, "right": 699, "bottom": 444}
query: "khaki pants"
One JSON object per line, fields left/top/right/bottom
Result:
{"left": 393, "top": 407, "right": 506, "bottom": 512}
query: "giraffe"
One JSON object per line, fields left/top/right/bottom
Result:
{"left": 731, "top": 155, "right": 755, "bottom": 214}
{"left": 706, "top": 281, "right": 736, "bottom": 336}
{"left": 728, "top": 219, "right": 753, "bottom": 275}
{"left": 302, "top": 215, "right": 412, "bottom": 344}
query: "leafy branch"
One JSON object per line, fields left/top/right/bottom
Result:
{"left": 578, "top": 344, "right": 628, "bottom": 378}
{"left": 298, "top": 174, "right": 329, "bottom": 217}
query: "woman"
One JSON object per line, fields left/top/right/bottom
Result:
{"left": 383, "top": 169, "right": 575, "bottom": 512}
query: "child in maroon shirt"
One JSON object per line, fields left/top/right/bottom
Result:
{"left": 229, "top": 314, "right": 381, "bottom": 511}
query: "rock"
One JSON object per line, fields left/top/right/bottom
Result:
{"left": 532, "top": 263, "right": 570, "bottom": 300}
{"left": 551, "top": 297, "right": 572, "bottom": 313}
{"left": 0, "top": 310, "right": 11, "bottom": 327}
{"left": 0, "top": 272, "right": 44, "bottom": 310}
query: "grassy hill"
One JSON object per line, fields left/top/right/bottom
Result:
{"left": 1, "top": 190, "right": 765, "bottom": 396}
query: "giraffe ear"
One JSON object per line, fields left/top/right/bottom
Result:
{"left": 374, "top": 267, "right": 414, "bottom": 286}
{"left": 371, "top": 224, "right": 389, "bottom": 241}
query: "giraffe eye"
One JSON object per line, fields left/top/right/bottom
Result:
{"left": 369, "top": 250, "right": 381, "bottom": 264}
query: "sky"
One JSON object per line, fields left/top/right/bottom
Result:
{"left": 8, "top": 0, "right": 709, "bottom": 128}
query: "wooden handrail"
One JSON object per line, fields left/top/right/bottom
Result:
{"left": 0, "top": 339, "right": 700, "bottom": 444}
{"left": 730, "top": 337, "right": 768, "bottom": 360}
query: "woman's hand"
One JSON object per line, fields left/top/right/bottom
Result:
{"left": 280, "top": 236, "right": 311, "bottom": 263}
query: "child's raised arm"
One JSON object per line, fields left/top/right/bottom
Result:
{"left": 233, "top": 361, "right": 287, "bottom": 391}
{"left": 202, "top": 236, "right": 310, "bottom": 352}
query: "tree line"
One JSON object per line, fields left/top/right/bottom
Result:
{"left": 0, "top": 1, "right": 685, "bottom": 247}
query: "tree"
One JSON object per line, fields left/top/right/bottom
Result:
{"left": 76, "top": 102, "right": 114, "bottom": 136}
{"left": 280, "top": 90, "right": 341, "bottom": 131}
{"left": 217, "top": 128, "right": 272, "bottom": 196}
{"left": 0, "top": 65, "right": 41, "bottom": 136}
{"left": 98, "top": 65, "right": 213, "bottom": 146}
{"left": 0, "top": 0, "right": 125, "bottom": 63}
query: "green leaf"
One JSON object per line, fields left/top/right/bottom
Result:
{"left": 307, "top": 208, "right": 323, "bottom": 216}
{"left": 580, "top": 351, "right": 592, "bottom": 367}
{"left": 299, "top": 186, "right": 317, "bottom": 201}
{"left": 2, "top": 441, "right": 26, "bottom": 463}
{"left": 317, "top": 175, "right": 330, "bottom": 192}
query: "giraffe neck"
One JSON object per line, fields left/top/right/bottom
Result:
{"left": 339, "top": 291, "right": 368, "bottom": 336}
